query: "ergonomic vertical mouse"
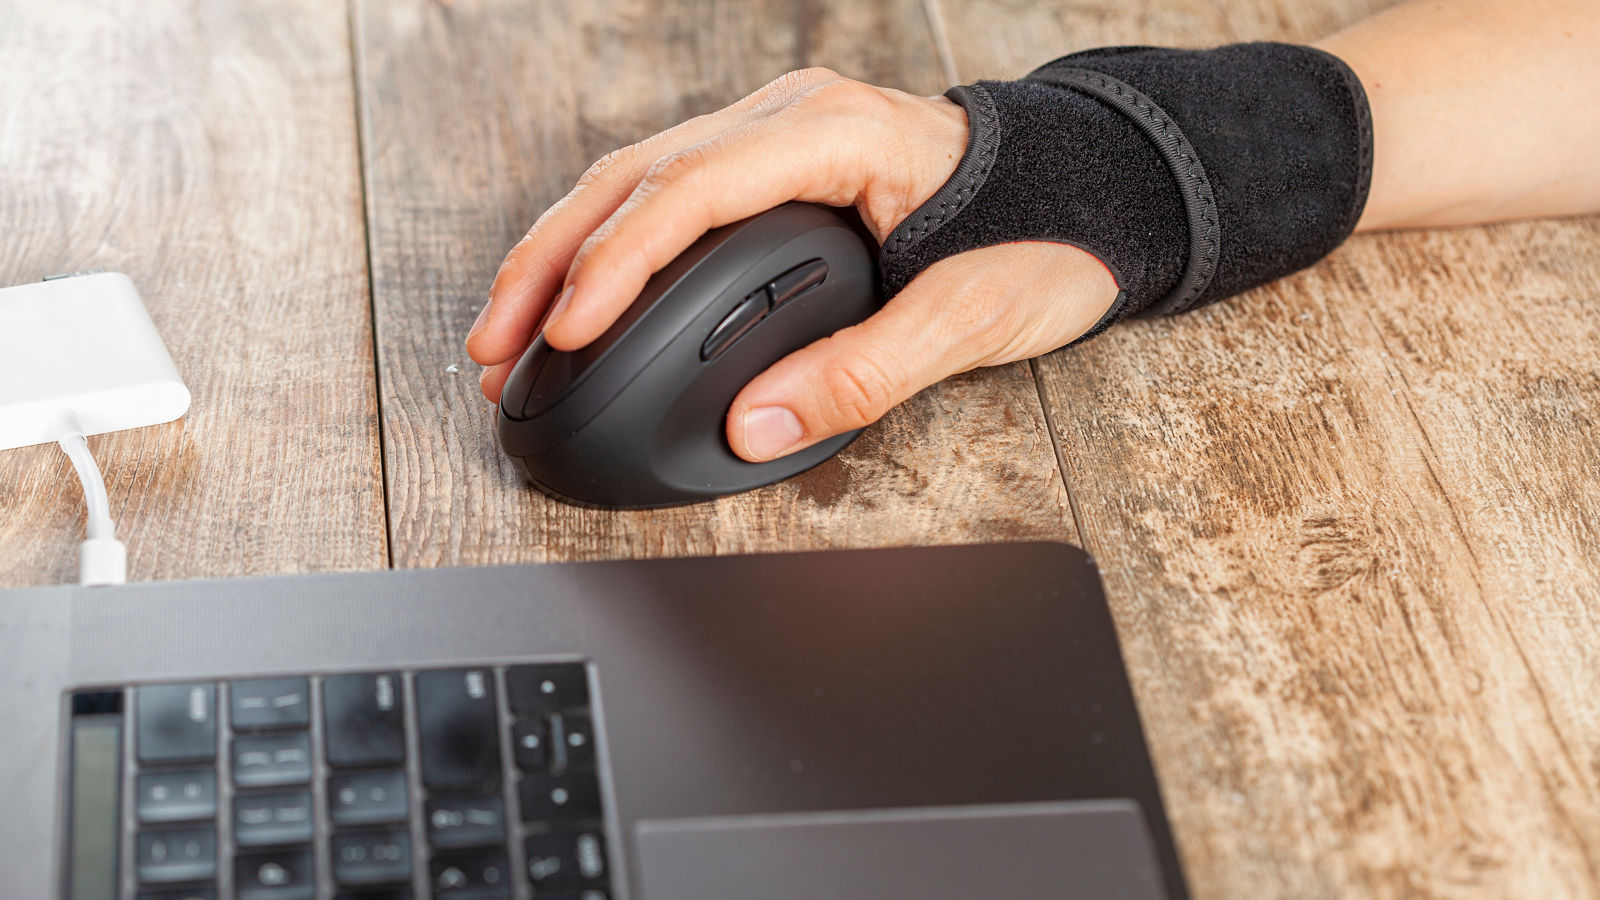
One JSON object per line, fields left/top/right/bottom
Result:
{"left": 495, "top": 202, "right": 882, "bottom": 509}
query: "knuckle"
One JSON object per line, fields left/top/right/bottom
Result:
{"left": 793, "top": 66, "right": 842, "bottom": 87}
{"left": 821, "top": 350, "right": 898, "bottom": 429}
{"left": 765, "top": 66, "right": 840, "bottom": 97}
{"left": 804, "top": 74, "right": 873, "bottom": 106}
{"left": 811, "top": 73, "right": 859, "bottom": 97}
{"left": 781, "top": 76, "right": 890, "bottom": 128}
{"left": 575, "top": 147, "right": 633, "bottom": 189}
{"left": 642, "top": 144, "right": 709, "bottom": 186}
{"left": 499, "top": 236, "right": 555, "bottom": 284}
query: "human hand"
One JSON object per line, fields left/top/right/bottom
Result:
{"left": 467, "top": 67, "right": 1118, "bottom": 462}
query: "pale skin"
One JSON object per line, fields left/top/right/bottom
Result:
{"left": 468, "top": 0, "right": 1600, "bottom": 464}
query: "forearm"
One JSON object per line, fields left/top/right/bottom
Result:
{"left": 1316, "top": 0, "right": 1600, "bottom": 232}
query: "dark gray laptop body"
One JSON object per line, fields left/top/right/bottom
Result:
{"left": 0, "top": 541, "right": 1187, "bottom": 899}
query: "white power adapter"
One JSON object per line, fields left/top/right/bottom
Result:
{"left": 1, "top": 271, "right": 191, "bottom": 585}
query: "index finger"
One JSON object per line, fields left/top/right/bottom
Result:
{"left": 466, "top": 70, "right": 840, "bottom": 367}
{"left": 542, "top": 90, "right": 880, "bottom": 350}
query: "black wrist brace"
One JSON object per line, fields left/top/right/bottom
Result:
{"left": 879, "top": 42, "right": 1373, "bottom": 341}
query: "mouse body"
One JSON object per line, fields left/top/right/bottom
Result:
{"left": 496, "top": 202, "right": 882, "bottom": 508}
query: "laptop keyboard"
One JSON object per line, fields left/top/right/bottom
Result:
{"left": 70, "top": 662, "right": 611, "bottom": 900}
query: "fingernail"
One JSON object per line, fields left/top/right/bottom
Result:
{"left": 743, "top": 406, "right": 805, "bottom": 460}
{"left": 540, "top": 284, "right": 577, "bottom": 333}
{"left": 468, "top": 297, "right": 493, "bottom": 340}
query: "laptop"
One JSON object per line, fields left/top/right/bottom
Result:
{"left": 0, "top": 541, "right": 1189, "bottom": 899}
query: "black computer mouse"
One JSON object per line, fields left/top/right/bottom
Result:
{"left": 496, "top": 202, "right": 882, "bottom": 508}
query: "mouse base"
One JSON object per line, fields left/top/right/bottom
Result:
{"left": 508, "top": 429, "right": 866, "bottom": 510}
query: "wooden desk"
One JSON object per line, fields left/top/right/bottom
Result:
{"left": 4, "top": 1, "right": 1597, "bottom": 896}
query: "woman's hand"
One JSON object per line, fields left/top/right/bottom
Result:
{"left": 466, "top": 67, "right": 1118, "bottom": 462}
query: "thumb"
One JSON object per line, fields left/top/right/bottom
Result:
{"left": 724, "top": 242, "right": 1121, "bottom": 463}
{"left": 726, "top": 276, "right": 974, "bottom": 463}
{"left": 726, "top": 242, "right": 1120, "bottom": 463}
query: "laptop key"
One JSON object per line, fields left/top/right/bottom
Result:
{"left": 233, "top": 790, "right": 314, "bottom": 847}
{"left": 137, "top": 890, "right": 217, "bottom": 900}
{"left": 137, "top": 683, "right": 217, "bottom": 763}
{"left": 525, "top": 832, "right": 608, "bottom": 886}
{"left": 506, "top": 663, "right": 588, "bottom": 714}
{"left": 335, "top": 891, "right": 413, "bottom": 900}
{"left": 519, "top": 773, "right": 603, "bottom": 822}
{"left": 230, "top": 677, "right": 311, "bottom": 730}
{"left": 415, "top": 668, "right": 501, "bottom": 791}
{"left": 233, "top": 731, "right": 312, "bottom": 787}
{"left": 331, "top": 830, "right": 412, "bottom": 885}
{"left": 235, "top": 848, "right": 315, "bottom": 900}
{"left": 511, "top": 718, "right": 547, "bottom": 770}
{"left": 550, "top": 712, "right": 596, "bottom": 769}
{"left": 431, "top": 851, "right": 512, "bottom": 899}
{"left": 136, "top": 769, "right": 216, "bottom": 823}
{"left": 535, "top": 891, "right": 610, "bottom": 900}
{"left": 427, "top": 795, "right": 506, "bottom": 849}
{"left": 136, "top": 825, "right": 217, "bottom": 883}
{"left": 329, "top": 768, "right": 409, "bottom": 826}
{"left": 323, "top": 672, "right": 406, "bottom": 768}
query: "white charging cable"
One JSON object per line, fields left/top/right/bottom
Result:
{"left": 55, "top": 416, "right": 127, "bottom": 586}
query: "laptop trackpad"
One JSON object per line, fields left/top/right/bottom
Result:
{"left": 634, "top": 799, "right": 1170, "bottom": 900}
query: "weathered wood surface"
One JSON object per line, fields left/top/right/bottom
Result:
{"left": 4, "top": 1, "right": 1598, "bottom": 898}
{"left": 352, "top": 0, "right": 1075, "bottom": 569}
{"left": 936, "top": 0, "right": 1600, "bottom": 897}
{"left": 0, "top": 2, "right": 386, "bottom": 586}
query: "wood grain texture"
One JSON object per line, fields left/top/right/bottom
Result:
{"left": 353, "top": 0, "right": 1076, "bottom": 569}
{"left": 7, "top": 1, "right": 1596, "bottom": 896}
{"left": 0, "top": 1, "right": 385, "bottom": 587}
{"left": 935, "top": 0, "right": 1600, "bottom": 897}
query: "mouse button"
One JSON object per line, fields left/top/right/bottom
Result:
{"left": 699, "top": 288, "right": 771, "bottom": 362}
{"left": 520, "top": 302, "right": 656, "bottom": 421}
{"left": 521, "top": 226, "right": 743, "bottom": 413}
{"left": 500, "top": 337, "right": 552, "bottom": 421}
{"left": 768, "top": 258, "right": 828, "bottom": 308}
{"left": 524, "top": 346, "right": 588, "bottom": 418}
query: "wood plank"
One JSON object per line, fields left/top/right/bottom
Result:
{"left": 0, "top": 1, "right": 386, "bottom": 587}
{"left": 934, "top": 0, "right": 1600, "bottom": 896}
{"left": 354, "top": 0, "right": 1076, "bottom": 569}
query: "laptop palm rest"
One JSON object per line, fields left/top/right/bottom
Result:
{"left": 635, "top": 798, "right": 1170, "bottom": 899}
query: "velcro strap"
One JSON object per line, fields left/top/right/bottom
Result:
{"left": 879, "top": 42, "right": 1374, "bottom": 343}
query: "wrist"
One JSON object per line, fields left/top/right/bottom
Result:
{"left": 878, "top": 42, "right": 1373, "bottom": 342}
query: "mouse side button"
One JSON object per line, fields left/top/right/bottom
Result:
{"left": 768, "top": 259, "right": 828, "bottom": 308}
{"left": 699, "top": 288, "right": 771, "bottom": 362}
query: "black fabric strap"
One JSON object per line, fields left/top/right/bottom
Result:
{"left": 1029, "top": 68, "right": 1221, "bottom": 317}
{"left": 878, "top": 42, "right": 1374, "bottom": 343}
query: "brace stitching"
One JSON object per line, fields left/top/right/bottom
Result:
{"left": 879, "top": 84, "right": 1002, "bottom": 294}
{"left": 1314, "top": 46, "right": 1375, "bottom": 243}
